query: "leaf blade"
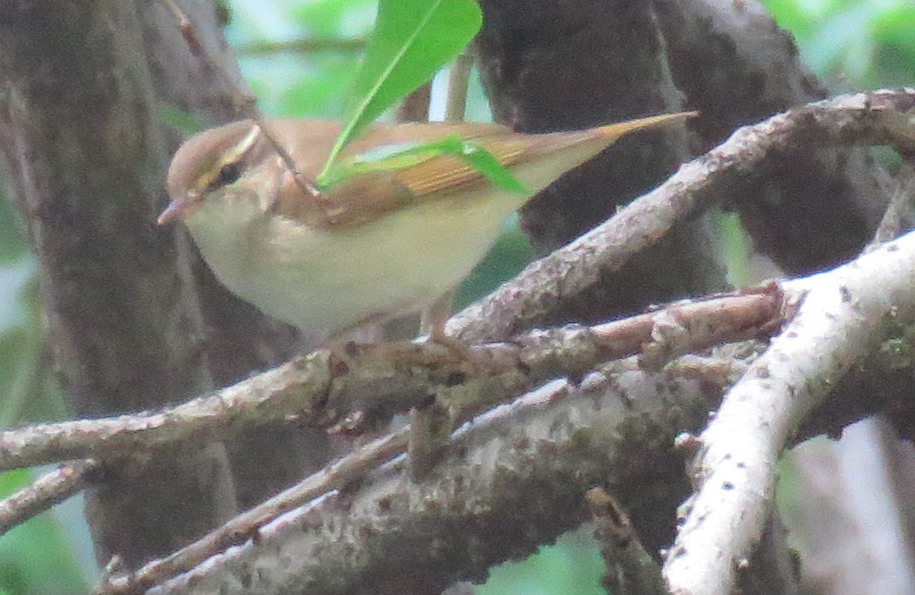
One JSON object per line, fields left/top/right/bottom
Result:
{"left": 318, "top": 0, "right": 482, "bottom": 183}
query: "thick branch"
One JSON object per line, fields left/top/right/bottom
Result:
{"left": 663, "top": 228, "right": 915, "bottom": 594}
{"left": 122, "top": 364, "right": 724, "bottom": 595}
{"left": 448, "top": 89, "right": 915, "bottom": 343}
{"left": 0, "top": 290, "right": 782, "bottom": 472}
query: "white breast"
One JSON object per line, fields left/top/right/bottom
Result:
{"left": 185, "top": 188, "right": 522, "bottom": 343}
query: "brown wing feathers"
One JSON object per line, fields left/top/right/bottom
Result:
{"left": 271, "top": 113, "right": 694, "bottom": 228}
{"left": 392, "top": 129, "right": 596, "bottom": 197}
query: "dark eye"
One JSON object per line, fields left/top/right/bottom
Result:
{"left": 210, "top": 162, "right": 242, "bottom": 190}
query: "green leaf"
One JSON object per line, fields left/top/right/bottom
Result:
{"left": 323, "top": 135, "right": 530, "bottom": 194}
{"left": 441, "top": 136, "right": 530, "bottom": 194}
{"left": 318, "top": 0, "right": 482, "bottom": 182}
{"left": 0, "top": 470, "right": 88, "bottom": 595}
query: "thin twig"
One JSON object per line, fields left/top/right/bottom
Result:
{"left": 159, "top": 0, "right": 322, "bottom": 200}
{"left": 0, "top": 459, "right": 101, "bottom": 536}
{"left": 0, "top": 354, "right": 335, "bottom": 472}
{"left": 98, "top": 430, "right": 408, "bottom": 595}
{"left": 587, "top": 487, "right": 666, "bottom": 595}
{"left": 445, "top": 50, "right": 474, "bottom": 122}
{"left": 872, "top": 159, "right": 915, "bottom": 244}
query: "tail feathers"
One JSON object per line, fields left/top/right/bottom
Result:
{"left": 594, "top": 111, "right": 698, "bottom": 141}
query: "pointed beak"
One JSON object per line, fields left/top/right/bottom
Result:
{"left": 157, "top": 201, "right": 181, "bottom": 225}
{"left": 157, "top": 192, "right": 196, "bottom": 225}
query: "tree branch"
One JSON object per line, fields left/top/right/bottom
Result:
{"left": 0, "top": 460, "right": 101, "bottom": 537}
{"left": 0, "top": 289, "right": 782, "bottom": 472}
{"left": 109, "top": 364, "right": 726, "bottom": 595}
{"left": 448, "top": 89, "right": 915, "bottom": 343}
{"left": 663, "top": 227, "right": 915, "bottom": 595}
{"left": 99, "top": 430, "right": 409, "bottom": 595}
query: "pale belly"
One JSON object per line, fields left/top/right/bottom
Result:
{"left": 186, "top": 191, "right": 518, "bottom": 342}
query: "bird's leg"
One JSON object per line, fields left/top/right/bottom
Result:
{"left": 420, "top": 289, "right": 453, "bottom": 338}
{"left": 420, "top": 289, "right": 471, "bottom": 359}
{"left": 408, "top": 289, "right": 478, "bottom": 479}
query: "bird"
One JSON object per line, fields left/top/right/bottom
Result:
{"left": 159, "top": 113, "right": 693, "bottom": 346}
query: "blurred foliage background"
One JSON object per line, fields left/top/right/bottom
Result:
{"left": 0, "top": 0, "right": 913, "bottom": 593}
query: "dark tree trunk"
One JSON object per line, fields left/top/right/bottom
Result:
{"left": 0, "top": 0, "right": 327, "bottom": 567}
{"left": 477, "top": 0, "right": 727, "bottom": 336}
